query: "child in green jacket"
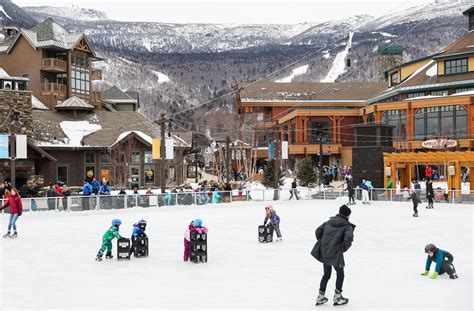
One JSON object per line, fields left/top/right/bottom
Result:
{"left": 96, "top": 219, "right": 122, "bottom": 261}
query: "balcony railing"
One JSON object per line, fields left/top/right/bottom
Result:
{"left": 41, "top": 83, "right": 67, "bottom": 96}
{"left": 288, "top": 143, "right": 342, "bottom": 155}
{"left": 42, "top": 58, "right": 67, "bottom": 72}
{"left": 91, "top": 68, "right": 102, "bottom": 80}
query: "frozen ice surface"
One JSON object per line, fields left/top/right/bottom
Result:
{"left": 1, "top": 199, "right": 472, "bottom": 310}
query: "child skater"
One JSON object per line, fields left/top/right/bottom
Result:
{"left": 421, "top": 243, "right": 458, "bottom": 279}
{"left": 130, "top": 219, "right": 147, "bottom": 256}
{"left": 183, "top": 219, "right": 208, "bottom": 261}
{"left": 96, "top": 219, "right": 122, "bottom": 261}
{"left": 263, "top": 205, "right": 282, "bottom": 242}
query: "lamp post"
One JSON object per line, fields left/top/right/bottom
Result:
{"left": 9, "top": 108, "right": 23, "bottom": 188}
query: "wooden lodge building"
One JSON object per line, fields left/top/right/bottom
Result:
{"left": 0, "top": 18, "right": 190, "bottom": 189}
{"left": 237, "top": 6, "right": 474, "bottom": 192}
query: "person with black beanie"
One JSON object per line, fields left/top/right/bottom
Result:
{"left": 311, "top": 204, "right": 356, "bottom": 306}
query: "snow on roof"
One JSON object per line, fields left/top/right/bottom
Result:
{"left": 425, "top": 62, "right": 438, "bottom": 77}
{"left": 401, "top": 60, "right": 434, "bottom": 85}
{"left": 404, "top": 95, "right": 443, "bottom": 101}
{"left": 0, "top": 5, "right": 11, "bottom": 20}
{"left": 114, "top": 130, "right": 153, "bottom": 146}
{"left": 0, "top": 67, "right": 29, "bottom": 81}
{"left": 450, "top": 90, "right": 474, "bottom": 96}
{"left": 60, "top": 121, "right": 102, "bottom": 146}
{"left": 32, "top": 95, "right": 49, "bottom": 110}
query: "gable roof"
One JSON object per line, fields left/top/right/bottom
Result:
{"left": 434, "top": 31, "right": 474, "bottom": 59}
{"left": 56, "top": 96, "right": 94, "bottom": 110}
{"left": 102, "top": 85, "right": 137, "bottom": 102}
{"left": 240, "top": 82, "right": 387, "bottom": 103}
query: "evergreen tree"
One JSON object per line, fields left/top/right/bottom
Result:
{"left": 261, "top": 160, "right": 284, "bottom": 188}
{"left": 297, "top": 157, "right": 317, "bottom": 187}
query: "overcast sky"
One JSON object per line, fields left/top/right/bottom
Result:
{"left": 12, "top": 0, "right": 433, "bottom": 24}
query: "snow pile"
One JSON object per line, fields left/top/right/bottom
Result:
{"left": 371, "top": 31, "right": 396, "bottom": 37}
{"left": 321, "top": 32, "right": 354, "bottom": 83}
{"left": 275, "top": 64, "right": 309, "bottom": 83}
{"left": 59, "top": 121, "right": 102, "bottom": 146}
{"left": 425, "top": 63, "right": 438, "bottom": 77}
{"left": 0, "top": 5, "right": 11, "bottom": 20}
{"left": 150, "top": 69, "right": 170, "bottom": 84}
{"left": 322, "top": 50, "right": 330, "bottom": 59}
{"left": 1, "top": 200, "right": 471, "bottom": 309}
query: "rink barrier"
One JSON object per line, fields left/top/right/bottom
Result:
{"left": 1, "top": 188, "right": 473, "bottom": 213}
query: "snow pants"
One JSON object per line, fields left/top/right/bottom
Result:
{"left": 348, "top": 192, "right": 355, "bottom": 203}
{"left": 271, "top": 223, "right": 282, "bottom": 238}
{"left": 413, "top": 201, "right": 419, "bottom": 215}
{"left": 362, "top": 189, "right": 369, "bottom": 203}
{"left": 289, "top": 189, "right": 299, "bottom": 200}
{"left": 97, "top": 239, "right": 113, "bottom": 257}
{"left": 183, "top": 238, "right": 191, "bottom": 261}
{"left": 320, "top": 264, "right": 344, "bottom": 293}
{"left": 7, "top": 213, "right": 19, "bottom": 231}
{"left": 439, "top": 257, "right": 457, "bottom": 277}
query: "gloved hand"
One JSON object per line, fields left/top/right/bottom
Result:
{"left": 430, "top": 272, "right": 438, "bottom": 279}
{"left": 421, "top": 271, "right": 429, "bottom": 276}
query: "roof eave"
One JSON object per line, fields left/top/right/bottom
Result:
{"left": 433, "top": 51, "right": 474, "bottom": 60}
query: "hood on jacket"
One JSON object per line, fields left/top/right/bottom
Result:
{"left": 328, "top": 214, "right": 356, "bottom": 230}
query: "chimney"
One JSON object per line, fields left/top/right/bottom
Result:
{"left": 463, "top": 6, "right": 474, "bottom": 31}
{"left": 371, "top": 45, "right": 404, "bottom": 82}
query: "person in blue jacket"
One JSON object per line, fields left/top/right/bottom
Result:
{"left": 130, "top": 219, "right": 147, "bottom": 256}
{"left": 421, "top": 243, "right": 458, "bottom": 279}
{"left": 91, "top": 177, "right": 100, "bottom": 195}
{"left": 263, "top": 205, "right": 282, "bottom": 242}
{"left": 82, "top": 179, "right": 93, "bottom": 210}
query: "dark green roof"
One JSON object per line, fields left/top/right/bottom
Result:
{"left": 372, "top": 45, "right": 404, "bottom": 55}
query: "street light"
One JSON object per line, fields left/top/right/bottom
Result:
{"left": 9, "top": 108, "right": 23, "bottom": 188}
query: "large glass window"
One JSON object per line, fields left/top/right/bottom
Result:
{"left": 85, "top": 152, "right": 95, "bottom": 164}
{"left": 131, "top": 152, "right": 140, "bottom": 164}
{"left": 144, "top": 151, "right": 153, "bottom": 164}
{"left": 455, "top": 87, "right": 474, "bottom": 93}
{"left": 290, "top": 122, "right": 296, "bottom": 144}
{"left": 414, "top": 106, "right": 467, "bottom": 139}
{"left": 445, "top": 58, "right": 468, "bottom": 75}
{"left": 99, "top": 152, "right": 110, "bottom": 164}
{"left": 144, "top": 165, "right": 155, "bottom": 184}
{"left": 407, "top": 92, "right": 425, "bottom": 99}
{"left": 381, "top": 110, "right": 406, "bottom": 139}
{"left": 309, "top": 120, "right": 331, "bottom": 144}
{"left": 57, "top": 165, "right": 68, "bottom": 185}
{"left": 390, "top": 72, "right": 398, "bottom": 85}
{"left": 71, "top": 51, "right": 90, "bottom": 96}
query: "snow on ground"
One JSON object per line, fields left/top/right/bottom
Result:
{"left": 276, "top": 64, "right": 309, "bottom": 83}
{"left": 0, "top": 5, "right": 11, "bottom": 20}
{"left": 1, "top": 200, "right": 472, "bottom": 310}
{"left": 321, "top": 32, "right": 354, "bottom": 83}
{"left": 150, "top": 69, "right": 170, "bottom": 83}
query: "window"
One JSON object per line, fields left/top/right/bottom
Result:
{"left": 131, "top": 152, "right": 140, "bottom": 164}
{"left": 85, "top": 165, "right": 95, "bottom": 180}
{"left": 144, "top": 151, "right": 153, "bottom": 163}
{"left": 71, "top": 51, "right": 90, "bottom": 95}
{"left": 99, "top": 152, "right": 110, "bottom": 164}
{"left": 407, "top": 92, "right": 425, "bottom": 99}
{"left": 455, "top": 87, "right": 474, "bottom": 93}
{"left": 57, "top": 165, "right": 68, "bottom": 185}
{"left": 381, "top": 110, "right": 406, "bottom": 140}
{"left": 430, "top": 90, "right": 446, "bottom": 96}
{"left": 56, "top": 73, "right": 67, "bottom": 85}
{"left": 414, "top": 106, "right": 468, "bottom": 139}
{"left": 367, "top": 113, "right": 375, "bottom": 124}
{"left": 290, "top": 122, "right": 296, "bottom": 144}
{"left": 282, "top": 125, "right": 288, "bottom": 142}
{"left": 129, "top": 165, "right": 140, "bottom": 186}
{"left": 445, "top": 58, "right": 467, "bottom": 75}
{"left": 390, "top": 72, "right": 398, "bottom": 85}
{"left": 85, "top": 152, "right": 95, "bottom": 164}
{"left": 144, "top": 165, "right": 155, "bottom": 184}
{"left": 309, "top": 120, "right": 331, "bottom": 144}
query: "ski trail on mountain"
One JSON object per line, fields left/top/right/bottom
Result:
{"left": 321, "top": 32, "right": 353, "bottom": 83}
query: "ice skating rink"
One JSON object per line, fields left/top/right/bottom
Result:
{"left": 1, "top": 199, "right": 472, "bottom": 310}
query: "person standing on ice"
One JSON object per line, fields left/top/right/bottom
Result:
{"left": 410, "top": 189, "right": 421, "bottom": 217}
{"left": 421, "top": 243, "right": 458, "bottom": 279}
{"left": 95, "top": 219, "right": 122, "bottom": 261}
{"left": 183, "top": 219, "right": 208, "bottom": 262}
{"left": 344, "top": 175, "right": 355, "bottom": 205}
{"left": 289, "top": 178, "right": 299, "bottom": 200}
{"left": 359, "top": 179, "right": 369, "bottom": 204}
{"left": 1, "top": 188, "right": 23, "bottom": 238}
{"left": 263, "top": 205, "right": 282, "bottom": 242}
{"left": 311, "top": 204, "right": 355, "bottom": 306}
{"left": 425, "top": 179, "right": 434, "bottom": 209}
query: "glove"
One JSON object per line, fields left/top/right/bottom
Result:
{"left": 421, "top": 271, "right": 429, "bottom": 276}
{"left": 430, "top": 272, "right": 438, "bottom": 279}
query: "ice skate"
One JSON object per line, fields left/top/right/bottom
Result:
{"left": 316, "top": 290, "right": 328, "bottom": 306}
{"left": 450, "top": 273, "right": 458, "bottom": 279}
{"left": 333, "top": 290, "right": 349, "bottom": 306}
{"left": 3, "top": 231, "right": 11, "bottom": 238}
{"left": 413, "top": 213, "right": 418, "bottom": 217}
{"left": 11, "top": 231, "right": 17, "bottom": 238}
{"left": 95, "top": 255, "right": 102, "bottom": 261}
{"left": 105, "top": 253, "right": 113, "bottom": 259}
{"left": 275, "top": 237, "right": 283, "bottom": 242}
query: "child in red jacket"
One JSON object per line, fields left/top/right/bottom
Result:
{"left": 1, "top": 188, "right": 23, "bottom": 238}
{"left": 183, "top": 219, "right": 208, "bottom": 261}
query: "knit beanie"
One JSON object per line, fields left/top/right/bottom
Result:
{"left": 339, "top": 204, "right": 352, "bottom": 217}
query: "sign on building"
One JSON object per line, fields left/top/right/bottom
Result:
{"left": 421, "top": 139, "right": 457, "bottom": 149}
{"left": 0, "top": 134, "right": 8, "bottom": 159}
{"left": 268, "top": 140, "right": 275, "bottom": 160}
{"left": 152, "top": 138, "right": 161, "bottom": 159}
{"left": 16, "top": 135, "right": 27, "bottom": 159}
{"left": 165, "top": 139, "right": 174, "bottom": 159}
{"left": 281, "top": 141, "right": 288, "bottom": 160}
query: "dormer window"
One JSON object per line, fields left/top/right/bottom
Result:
{"left": 445, "top": 58, "right": 467, "bottom": 75}
{"left": 390, "top": 72, "right": 398, "bottom": 85}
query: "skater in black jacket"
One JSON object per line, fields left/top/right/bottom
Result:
{"left": 311, "top": 205, "right": 355, "bottom": 306}
{"left": 426, "top": 179, "right": 434, "bottom": 209}
{"left": 344, "top": 176, "right": 355, "bottom": 205}
{"left": 410, "top": 189, "right": 421, "bottom": 217}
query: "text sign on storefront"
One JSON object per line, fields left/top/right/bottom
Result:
{"left": 421, "top": 139, "right": 457, "bottom": 149}
{"left": 0, "top": 134, "right": 8, "bottom": 159}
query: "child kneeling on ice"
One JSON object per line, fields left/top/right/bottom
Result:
{"left": 96, "top": 219, "right": 122, "bottom": 261}
{"left": 130, "top": 219, "right": 147, "bottom": 256}
{"left": 421, "top": 243, "right": 458, "bottom": 279}
{"left": 183, "top": 219, "right": 208, "bottom": 261}
{"left": 263, "top": 205, "right": 282, "bottom": 242}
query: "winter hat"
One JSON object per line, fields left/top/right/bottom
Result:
{"left": 265, "top": 204, "right": 273, "bottom": 210}
{"left": 193, "top": 219, "right": 202, "bottom": 227}
{"left": 339, "top": 205, "right": 352, "bottom": 217}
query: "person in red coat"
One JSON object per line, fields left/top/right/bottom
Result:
{"left": 1, "top": 188, "right": 23, "bottom": 238}
{"left": 425, "top": 165, "right": 433, "bottom": 180}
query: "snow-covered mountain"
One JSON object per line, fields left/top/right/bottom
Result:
{"left": 23, "top": 5, "right": 109, "bottom": 21}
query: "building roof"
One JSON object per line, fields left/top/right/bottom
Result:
{"left": 102, "top": 85, "right": 137, "bottom": 103}
{"left": 435, "top": 31, "right": 474, "bottom": 59}
{"left": 0, "top": 18, "right": 94, "bottom": 55}
{"left": 239, "top": 82, "right": 387, "bottom": 102}
{"left": 56, "top": 96, "right": 95, "bottom": 110}
{"left": 32, "top": 95, "right": 49, "bottom": 110}
{"left": 0, "top": 67, "right": 29, "bottom": 81}
{"left": 372, "top": 45, "right": 404, "bottom": 55}
{"left": 462, "top": 6, "right": 474, "bottom": 16}
{"left": 31, "top": 111, "right": 189, "bottom": 148}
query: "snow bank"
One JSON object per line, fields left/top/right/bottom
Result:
{"left": 275, "top": 64, "right": 309, "bottom": 83}
{"left": 321, "top": 32, "right": 353, "bottom": 83}
{"left": 150, "top": 69, "right": 170, "bottom": 84}
{"left": 60, "top": 121, "right": 102, "bottom": 146}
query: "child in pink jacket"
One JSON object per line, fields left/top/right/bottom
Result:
{"left": 184, "top": 219, "right": 208, "bottom": 261}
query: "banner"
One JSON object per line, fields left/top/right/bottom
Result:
{"left": 152, "top": 138, "right": 161, "bottom": 159}
{"left": 165, "top": 139, "right": 174, "bottom": 159}
{"left": 0, "top": 134, "right": 8, "bottom": 159}
{"left": 16, "top": 135, "right": 27, "bottom": 159}
{"left": 281, "top": 141, "right": 288, "bottom": 160}
{"left": 268, "top": 140, "right": 275, "bottom": 160}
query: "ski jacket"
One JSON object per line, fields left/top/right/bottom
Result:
{"left": 311, "top": 214, "right": 355, "bottom": 267}
{"left": 46, "top": 187, "right": 57, "bottom": 197}
{"left": 387, "top": 179, "right": 393, "bottom": 189}
{"left": 291, "top": 181, "right": 297, "bottom": 189}
{"left": 99, "top": 185, "right": 111, "bottom": 195}
{"left": 102, "top": 226, "right": 121, "bottom": 242}
{"left": 92, "top": 180, "right": 100, "bottom": 190}
{"left": 425, "top": 167, "right": 433, "bottom": 178}
{"left": 264, "top": 211, "right": 280, "bottom": 226}
{"left": 132, "top": 224, "right": 147, "bottom": 238}
{"left": 345, "top": 180, "right": 354, "bottom": 194}
{"left": 82, "top": 183, "right": 92, "bottom": 195}
{"left": 184, "top": 222, "right": 208, "bottom": 241}
{"left": 1, "top": 195, "right": 23, "bottom": 215}
{"left": 360, "top": 182, "right": 368, "bottom": 191}
{"left": 426, "top": 183, "right": 434, "bottom": 197}
{"left": 425, "top": 249, "right": 453, "bottom": 273}
{"left": 212, "top": 191, "right": 220, "bottom": 203}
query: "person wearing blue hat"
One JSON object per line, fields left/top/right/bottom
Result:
{"left": 96, "top": 219, "right": 122, "bottom": 261}
{"left": 183, "top": 219, "right": 208, "bottom": 262}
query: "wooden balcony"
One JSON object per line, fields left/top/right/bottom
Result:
{"left": 41, "top": 83, "right": 67, "bottom": 96}
{"left": 256, "top": 121, "right": 276, "bottom": 128}
{"left": 42, "top": 58, "right": 67, "bottom": 73}
{"left": 288, "top": 143, "right": 342, "bottom": 155}
{"left": 91, "top": 68, "right": 102, "bottom": 80}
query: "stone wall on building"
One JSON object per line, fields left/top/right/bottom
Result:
{"left": 372, "top": 54, "right": 404, "bottom": 82}
{"left": 0, "top": 89, "right": 33, "bottom": 136}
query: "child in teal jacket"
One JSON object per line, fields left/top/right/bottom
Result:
{"left": 421, "top": 243, "right": 458, "bottom": 279}
{"left": 96, "top": 219, "right": 122, "bottom": 261}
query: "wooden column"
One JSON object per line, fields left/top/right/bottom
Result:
{"left": 328, "top": 116, "right": 337, "bottom": 143}
{"left": 405, "top": 108, "right": 414, "bottom": 141}
{"left": 470, "top": 166, "right": 474, "bottom": 191}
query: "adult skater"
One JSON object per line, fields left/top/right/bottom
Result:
{"left": 311, "top": 204, "right": 355, "bottom": 306}
{"left": 263, "top": 205, "right": 282, "bottom": 242}
{"left": 344, "top": 176, "right": 355, "bottom": 205}
{"left": 421, "top": 243, "right": 458, "bottom": 279}
{"left": 426, "top": 179, "right": 434, "bottom": 209}
{"left": 410, "top": 189, "right": 421, "bottom": 217}
{"left": 360, "top": 179, "right": 369, "bottom": 204}
{"left": 1, "top": 188, "right": 23, "bottom": 238}
{"left": 289, "top": 178, "right": 299, "bottom": 200}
